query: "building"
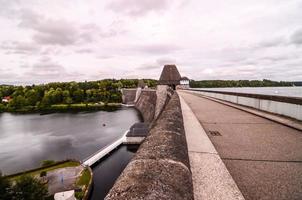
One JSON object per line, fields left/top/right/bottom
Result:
{"left": 158, "top": 65, "right": 181, "bottom": 90}
{"left": 2, "top": 96, "right": 11, "bottom": 103}
{"left": 180, "top": 77, "right": 190, "bottom": 89}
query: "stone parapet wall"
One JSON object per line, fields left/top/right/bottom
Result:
{"left": 135, "top": 90, "right": 157, "bottom": 123}
{"left": 106, "top": 93, "right": 193, "bottom": 200}
{"left": 154, "top": 85, "right": 174, "bottom": 120}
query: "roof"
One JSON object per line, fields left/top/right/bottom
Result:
{"left": 159, "top": 65, "right": 181, "bottom": 85}
{"left": 181, "top": 76, "right": 189, "bottom": 81}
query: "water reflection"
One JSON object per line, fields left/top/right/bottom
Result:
{"left": 90, "top": 145, "right": 138, "bottom": 200}
{"left": 0, "top": 108, "right": 141, "bottom": 175}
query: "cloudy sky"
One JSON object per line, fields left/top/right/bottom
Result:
{"left": 0, "top": 0, "right": 302, "bottom": 84}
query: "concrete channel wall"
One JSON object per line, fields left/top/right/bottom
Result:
{"left": 188, "top": 89, "right": 302, "bottom": 121}
{"left": 105, "top": 93, "right": 194, "bottom": 200}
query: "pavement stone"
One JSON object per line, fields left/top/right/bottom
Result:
{"left": 179, "top": 91, "right": 302, "bottom": 200}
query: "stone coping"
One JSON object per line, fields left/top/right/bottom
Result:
{"left": 105, "top": 93, "right": 193, "bottom": 200}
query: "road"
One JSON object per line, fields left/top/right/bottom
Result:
{"left": 179, "top": 91, "right": 302, "bottom": 200}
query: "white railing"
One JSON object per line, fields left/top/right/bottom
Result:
{"left": 83, "top": 130, "right": 128, "bottom": 167}
{"left": 187, "top": 89, "right": 302, "bottom": 121}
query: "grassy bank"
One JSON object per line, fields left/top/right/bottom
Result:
{"left": 5, "top": 160, "right": 80, "bottom": 181}
{"left": 75, "top": 168, "right": 93, "bottom": 200}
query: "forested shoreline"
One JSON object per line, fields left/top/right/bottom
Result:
{"left": 0, "top": 78, "right": 297, "bottom": 113}
{"left": 189, "top": 79, "right": 293, "bottom": 88}
{"left": 0, "top": 79, "right": 157, "bottom": 113}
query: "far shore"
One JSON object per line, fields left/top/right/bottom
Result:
{"left": 0, "top": 102, "right": 122, "bottom": 114}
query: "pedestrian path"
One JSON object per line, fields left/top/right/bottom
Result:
{"left": 179, "top": 91, "right": 302, "bottom": 200}
{"left": 179, "top": 93, "right": 244, "bottom": 200}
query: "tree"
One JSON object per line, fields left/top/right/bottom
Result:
{"left": 24, "top": 89, "right": 40, "bottom": 106}
{"left": 8, "top": 95, "right": 27, "bottom": 109}
{"left": 72, "top": 89, "right": 84, "bottom": 103}
{"left": 12, "top": 175, "right": 48, "bottom": 200}
{"left": 62, "top": 90, "right": 72, "bottom": 104}
{"left": 0, "top": 171, "right": 13, "bottom": 200}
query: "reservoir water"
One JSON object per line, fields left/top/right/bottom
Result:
{"left": 0, "top": 107, "right": 142, "bottom": 175}
{"left": 194, "top": 86, "right": 302, "bottom": 98}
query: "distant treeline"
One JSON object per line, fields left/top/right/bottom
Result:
{"left": 293, "top": 82, "right": 302, "bottom": 86}
{"left": 0, "top": 79, "right": 157, "bottom": 112}
{"left": 190, "top": 79, "right": 293, "bottom": 88}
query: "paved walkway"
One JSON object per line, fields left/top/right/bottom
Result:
{"left": 179, "top": 94, "right": 244, "bottom": 200}
{"left": 179, "top": 91, "right": 302, "bottom": 200}
{"left": 47, "top": 166, "right": 83, "bottom": 195}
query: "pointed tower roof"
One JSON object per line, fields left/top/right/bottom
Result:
{"left": 159, "top": 65, "right": 181, "bottom": 85}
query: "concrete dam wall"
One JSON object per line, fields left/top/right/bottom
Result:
{"left": 135, "top": 90, "right": 157, "bottom": 123}
{"left": 121, "top": 89, "right": 137, "bottom": 105}
{"left": 106, "top": 92, "right": 193, "bottom": 200}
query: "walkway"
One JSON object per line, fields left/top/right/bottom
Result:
{"left": 83, "top": 131, "right": 128, "bottom": 167}
{"left": 179, "top": 91, "right": 302, "bottom": 200}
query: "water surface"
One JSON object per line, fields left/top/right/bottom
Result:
{"left": 90, "top": 145, "right": 138, "bottom": 200}
{"left": 0, "top": 108, "right": 141, "bottom": 175}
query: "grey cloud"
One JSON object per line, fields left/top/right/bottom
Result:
{"left": 96, "top": 55, "right": 113, "bottom": 59}
{"left": 24, "top": 59, "right": 83, "bottom": 81}
{"left": 156, "top": 57, "right": 176, "bottom": 65}
{"left": 135, "top": 44, "right": 181, "bottom": 54}
{"left": 107, "top": 0, "right": 169, "bottom": 16}
{"left": 255, "top": 37, "right": 285, "bottom": 48}
{"left": 0, "top": 67, "right": 17, "bottom": 79}
{"left": 1, "top": 41, "right": 40, "bottom": 54}
{"left": 75, "top": 48, "right": 95, "bottom": 54}
{"left": 136, "top": 64, "right": 160, "bottom": 70}
{"left": 137, "top": 57, "right": 176, "bottom": 70}
{"left": 290, "top": 28, "right": 302, "bottom": 45}
{"left": 19, "top": 10, "right": 78, "bottom": 46}
{"left": 81, "top": 23, "right": 125, "bottom": 40}
{"left": 18, "top": 10, "right": 123, "bottom": 46}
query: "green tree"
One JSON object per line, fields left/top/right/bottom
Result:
{"left": 72, "top": 89, "right": 84, "bottom": 103}
{"left": 0, "top": 171, "right": 13, "bottom": 200}
{"left": 24, "top": 89, "right": 40, "bottom": 106}
{"left": 62, "top": 90, "right": 72, "bottom": 104}
{"left": 8, "top": 95, "right": 27, "bottom": 109}
{"left": 12, "top": 175, "right": 48, "bottom": 200}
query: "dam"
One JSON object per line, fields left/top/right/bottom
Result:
{"left": 103, "top": 65, "right": 302, "bottom": 200}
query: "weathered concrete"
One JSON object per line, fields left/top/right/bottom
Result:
{"left": 179, "top": 94, "right": 244, "bottom": 200}
{"left": 179, "top": 91, "right": 302, "bottom": 200}
{"left": 154, "top": 85, "right": 172, "bottom": 120}
{"left": 124, "top": 136, "right": 145, "bottom": 144}
{"left": 106, "top": 93, "right": 193, "bottom": 200}
{"left": 121, "top": 89, "right": 137, "bottom": 104}
{"left": 135, "top": 90, "right": 157, "bottom": 123}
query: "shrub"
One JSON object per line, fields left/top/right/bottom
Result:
{"left": 41, "top": 160, "right": 56, "bottom": 167}
{"left": 40, "top": 171, "right": 47, "bottom": 177}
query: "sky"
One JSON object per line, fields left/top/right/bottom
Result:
{"left": 0, "top": 0, "right": 302, "bottom": 84}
